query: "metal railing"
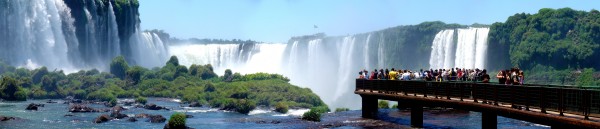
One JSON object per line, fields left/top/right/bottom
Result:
{"left": 356, "top": 79, "right": 600, "bottom": 119}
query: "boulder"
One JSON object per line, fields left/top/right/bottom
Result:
{"left": 46, "top": 100, "right": 57, "bottom": 103}
{"left": 144, "top": 103, "right": 168, "bottom": 110}
{"left": 188, "top": 102, "right": 201, "bottom": 107}
{"left": 135, "top": 113, "right": 150, "bottom": 118}
{"left": 69, "top": 104, "right": 107, "bottom": 112}
{"left": 112, "top": 105, "right": 127, "bottom": 112}
{"left": 26, "top": 103, "right": 44, "bottom": 110}
{"left": 164, "top": 124, "right": 195, "bottom": 129}
{"left": 110, "top": 110, "right": 128, "bottom": 119}
{"left": 94, "top": 114, "right": 111, "bottom": 123}
{"left": 127, "top": 117, "right": 138, "bottom": 122}
{"left": 0, "top": 116, "right": 18, "bottom": 121}
{"left": 185, "top": 114, "right": 193, "bottom": 118}
{"left": 148, "top": 115, "right": 166, "bottom": 123}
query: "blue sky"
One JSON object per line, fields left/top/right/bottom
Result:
{"left": 139, "top": 0, "right": 598, "bottom": 42}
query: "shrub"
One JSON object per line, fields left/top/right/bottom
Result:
{"left": 167, "top": 56, "right": 180, "bottom": 66}
{"left": 274, "top": 102, "right": 289, "bottom": 113}
{"left": 110, "top": 56, "right": 129, "bottom": 80}
{"left": 108, "top": 97, "right": 117, "bottom": 107}
{"left": 235, "top": 99, "right": 256, "bottom": 114}
{"left": 87, "top": 90, "right": 116, "bottom": 102}
{"left": 302, "top": 109, "right": 321, "bottom": 122}
{"left": 335, "top": 108, "right": 349, "bottom": 112}
{"left": 204, "top": 83, "right": 215, "bottom": 92}
{"left": 168, "top": 112, "right": 187, "bottom": 128}
{"left": 310, "top": 106, "right": 330, "bottom": 114}
{"left": 378, "top": 100, "right": 389, "bottom": 109}
{"left": 135, "top": 96, "right": 148, "bottom": 104}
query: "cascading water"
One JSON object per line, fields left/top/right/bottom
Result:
{"left": 429, "top": 30, "right": 455, "bottom": 69}
{"left": 474, "top": 28, "right": 490, "bottom": 69}
{"left": 335, "top": 36, "right": 357, "bottom": 103}
{"left": 129, "top": 31, "right": 170, "bottom": 68}
{"left": 168, "top": 44, "right": 242, "bottom": 74}
{"left": 429, "top": 28, "right": 490, "bottom": 70}
{"left": 0, "top": 0, "right": 76, "bottom": 70}
{"left": 107, "top": 1, "right": 121, "bottom": 59}
{"left": 0, "top": 0, "right": 168, "bottom": 71}
{"left": 364, "top": 34, "right": 371, "bottom": 70}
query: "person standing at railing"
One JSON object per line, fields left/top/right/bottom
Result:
{"left": 482, "top": 69, "right": 490, "bottom": 83}
{"left": 418, "top": 69, "right": 424, "bottom": 80}
{"left": 451, "top": 68, "right": 457, "bottom": 81}
{"left": 425, "top": 69, "right": 433, "bottom": 81}
{"left": 389, "top": 68, "right": 398, "bottom": 80}
{"left": 504, "top": 69, "right": 511, "bottom": 85}
{"left": 384, "top": 69, "right": 389, "bottom": 80}
{"left": 363, "top": 69, "right": 369, "bottom": 80}
{"left": 519, "top": 70, "right": 525, "bottom": 85}
{"left": 378, "top": 69, "right": 384, "bottom": 80}
{"left": 358, "top": 71, "right": 365, "bottom": 79}
{"left": 396, "top": 69, "right": 402, "bottom": 80}
{"left": 511, "top": 68, "right": 520, "bottom": 85}
{"left": 496, "top": 70, "right": 505, "bottom": 84}
{"left": 370, "top": 69, "right": 377, "bottom": 80}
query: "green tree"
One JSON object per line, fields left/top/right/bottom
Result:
{"left": 167, "top": 56, "right": 179, "bottom": 66}
{"left": 32, "top": 67, "right": 48, "bottom": 84}
{"left": 126, "top": 66, "right": 145, "bottom": 85}
{"left": 275, "top": 102, "right": 289, "bottom": 113}
{"left": 223, "top": 69, "right": 233, "bottom": 82}
{"left": 576, "top": 68, "right": 597, "bottom": 86}
{"left": 0, "top": 76, "right": 26, "bottom": 101}
{"left": 110, "top": 56, "right": 129, "bottom": 79}
{"left": 41, "top": 75, "right": 57, "bottom": 92}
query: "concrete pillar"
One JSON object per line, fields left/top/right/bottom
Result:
{"left": 361, "top": 96, "right": 378, "bottom": 119}
{"left": 482, "top": 112, "right": 497, "bottom": 129}
{"left": 411, "top": 103, "right": 423, "bottom": 128}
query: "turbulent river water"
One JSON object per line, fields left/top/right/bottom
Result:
{"left": 0, "top": 98, "right": 548, "bottom": 129}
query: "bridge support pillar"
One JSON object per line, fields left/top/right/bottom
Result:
{"left": 361, "top": 95, "right": 378, "bottom": 119}
{"left": 482, "top": 111, "right": 497, "bottom": 129}
{"left": 410, "top": 103, "right": 423, "bottom": 128}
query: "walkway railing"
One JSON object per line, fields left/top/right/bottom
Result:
{"left": 356, "top": 79, "right": 600, "bottom": 119}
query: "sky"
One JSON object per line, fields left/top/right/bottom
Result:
{"left": 139, "top": 0, "right": 599, "bottom": 42}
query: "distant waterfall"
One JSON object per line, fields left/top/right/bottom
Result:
{"left": 430, "top": 28, "right": 490, "bottom": 69}
{"left": 130, "top": 31, "right": 169, "bottom": 68}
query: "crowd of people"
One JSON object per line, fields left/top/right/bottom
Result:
{"left": 358, "top": 67, "right": 525, "bottom": 85}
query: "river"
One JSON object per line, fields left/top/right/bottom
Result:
{"left": 0, "top": 98, "right": 549, "bottom": 129}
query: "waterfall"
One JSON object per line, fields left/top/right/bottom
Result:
{"left": 429, "top": 28, "right": 490, "bottom": 70}
{"left": 0, "top": 0, "right": 76, "bottom": 70}
{"left": 107, "top": 1, "right": 121, "bottom": 59}
{"left": 475, "top": 28, "right": 490, "bottom": 69}
{"left": 377, "top": 33, "right": 385, "bottom": 68}
{"left": 335, "top": 36, "right": 356, "bottom": 103}
{"left": 169, "top": 44, "right": 241, "bottom": 74}
{"left": 364, "top": 34, "right": 371, "bottom": 70}
{"left": 429, "top": 30, "right": 455, "bottom": 69}
{"left": 287, "top": 41, "right": 300, "bottom": 71}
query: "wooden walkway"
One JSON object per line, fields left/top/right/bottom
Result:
{"left": 355, "top": 79, "right": 600, "bottom": 129}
